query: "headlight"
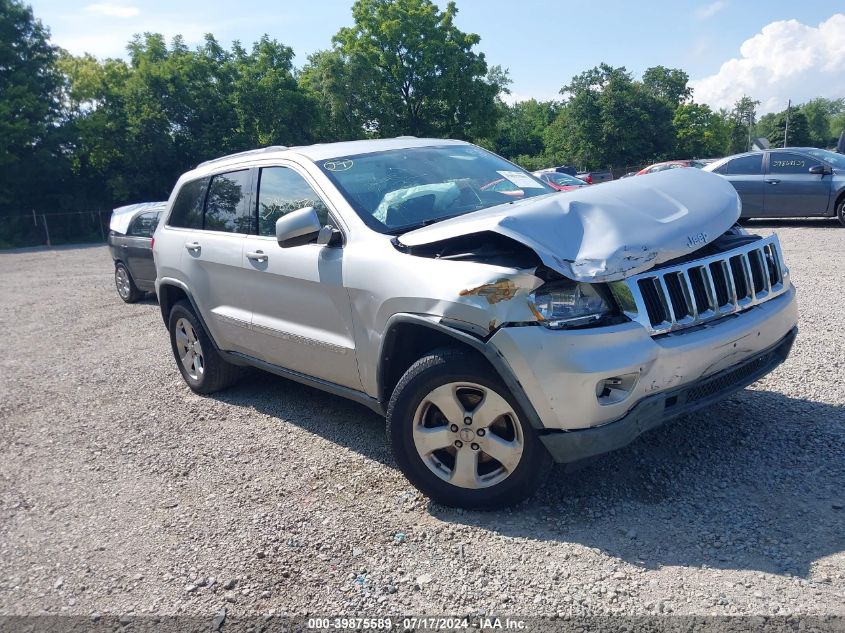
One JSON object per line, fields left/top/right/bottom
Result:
{"left": 529, "top": 281, "right": 610, "bottom": 328}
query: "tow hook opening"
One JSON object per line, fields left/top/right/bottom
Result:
{"left": 596, "top": 372, "right": 639, "bottom": 405}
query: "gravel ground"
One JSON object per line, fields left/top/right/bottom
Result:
{"left": 0, "top": 220, "right": 843, "bottom": 621}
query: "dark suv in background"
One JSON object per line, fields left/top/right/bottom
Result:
{"left": 704, "top": 148, "right": 845, "bottom": 225}
{"left": 108, "top": 202, "right": 166, "bottom": 302}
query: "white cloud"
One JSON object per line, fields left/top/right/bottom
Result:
{"left": 696, "top": 0, "right": 728, "bottom": 20}
{"left": 690, "top": 14, "right": 845, "bottom": 114}
{"left": 85, "top": 3, "right": 140, "bottom": 18}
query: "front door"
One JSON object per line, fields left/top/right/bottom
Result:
{"left": 242, "top": 164, "right": 361, "bottom": 390}
{"left": 763, "top": 152, "right": 832, "bottom": 217}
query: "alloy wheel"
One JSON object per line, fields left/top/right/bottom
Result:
{"left": 174, "top": 318, "right": 204, "bottom": 380}
{"left": 115, "top": 267, "right": 131, "bottom": 299}
{"left": 412, "top": 382, "right": 524, "bottom": 489}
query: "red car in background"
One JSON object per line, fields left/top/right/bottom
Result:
{"left": 636, "top": 159, "right": 710, "bottom": 175}
{"left": 532, "top": 171, "right": 589, "bottom": 191}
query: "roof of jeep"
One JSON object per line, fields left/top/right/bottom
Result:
{"left": 190, "top": 137, "right": 469, "bottom": 177}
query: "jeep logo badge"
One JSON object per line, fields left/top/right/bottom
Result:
{"left": 686, "top": 232, "right": 708, "bottom": 248}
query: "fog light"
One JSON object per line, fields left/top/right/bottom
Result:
{"left": 596, "top": 372, "right": 639, "bottom": 405}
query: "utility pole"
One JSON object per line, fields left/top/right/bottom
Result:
{"left": 783, "top": 99, "right": 791, "bottom": 148}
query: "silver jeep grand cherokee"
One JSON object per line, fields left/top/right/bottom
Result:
{"left": 153, "top": 138, "right": 798, "bottom": 509}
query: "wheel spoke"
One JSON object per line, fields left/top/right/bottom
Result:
{"left": 413, "top": 426, "right": 453, "bottom": 455}
{"left": 472, "top": 389, "right": 513, "bottom": 429}
{"left": 424, "top": 384, "right": 466, "bottom": 423}
{"left": 450, "top": 449, "right": 479, "bottom": 488}
{"left": 175, "top": 329, "right": 190, "bottom": 349}
{"left": 482, "top": 432, "right": 522, "bottom": 472}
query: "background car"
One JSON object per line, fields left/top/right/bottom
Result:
{"left": 532, "top": 171, "right": 589, "bottom": 191}
{"left": 576, "top": 169, "right": 613, "bottom": 184}
{"left": 703, "top": 148, "right": 845, "bottom": 225}
{"left": 636, "top": 159, "right": 709, "bottom": 175}
{"left": 108, "top": 201, "right": 166, "bottom": 302}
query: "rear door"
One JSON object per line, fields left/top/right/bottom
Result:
{"left": 241, "top": 163, "right": 361, "bottom": 390}
{"left": 124, "top": 211, "right": 159, "bottom": 286}
{"left": 763, "top": 151, "right": 832, "bottom": 217}
{"left": 715, "top": 154, "right": 764, "bottom": 217}
{"left": 172, "top": 169, "right": 257, "bottom": 353}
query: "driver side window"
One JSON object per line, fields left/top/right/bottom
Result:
{"left": 256, "top": 167, "right": 329, "bottom": 237}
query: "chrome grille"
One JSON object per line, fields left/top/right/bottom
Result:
{"left": 621, "top": 235, "right": 788, "bottom": 335}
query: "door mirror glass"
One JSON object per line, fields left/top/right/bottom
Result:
{"left": 275, "top": 206, "right": 322, "bottom": 247}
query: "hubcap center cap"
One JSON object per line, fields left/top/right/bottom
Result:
{"left": 458, "top": 427, "right": 475, "bottom": 442}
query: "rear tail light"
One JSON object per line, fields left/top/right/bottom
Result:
{"left": 150, "top": 237, "right": 155, "bottom": 250}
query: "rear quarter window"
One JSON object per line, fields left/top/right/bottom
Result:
{"left": 167, "top": 178, "right": 207, "bottom": 229}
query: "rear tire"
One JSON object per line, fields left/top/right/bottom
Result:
{"left": 168, "top": 300, "right": 242, "bottom": 394}
{"left": 836, "top": 196, "right": 845, "bottom": 228}
{"left": 386, "top": 348, "right": 552, "bottom": 509}
{"left": 115, "top": 263, "right": 142, "bottom": 303}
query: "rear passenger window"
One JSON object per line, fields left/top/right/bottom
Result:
{"left": 256, "top": 167, "right": 329, "bottom": 237}
{"left": 204, "top": 170, "right": 255, "bottom": 234}
{"left": 168, "top": 178, "right": 207, "bottom": 229}
{"left": 127, "top": 211, "right": 159, "bottom": 237}
{"left": 725, "top": 154, "right": 763, "bottom": 175}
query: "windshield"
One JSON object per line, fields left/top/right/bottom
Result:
{"left": 803, "top": 148, "right": 845, "bottom": 169}
{"left": 545, "top": 172, "right": 585, "bottom": 186}
{"left": 316, "top": 145, "right": 553, "bottom": 234}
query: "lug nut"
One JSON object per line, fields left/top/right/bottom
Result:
{"left": 471, "top": 443, "right": 480, "bottom": 451}
{"left": 463, "top": 417, "right": 472, "bottom": 425}
{"left": 450, "top": 424, "right": 459, "bottom": 432}
{"left": 476, "top": 429, "right": 486, "bottom": 436}
{"left": 454, "top": 440, "right": 463, "bottom": 448}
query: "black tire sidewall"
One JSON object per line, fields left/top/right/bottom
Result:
{"left": 387, "top": 350, "right": 551, "bottom": 509}
{"left": 837, "top": 198, "right": 845, "bottom": 228}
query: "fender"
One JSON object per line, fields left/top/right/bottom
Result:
{"left": 377, "top": 313, "right": 546, "bottom": 429}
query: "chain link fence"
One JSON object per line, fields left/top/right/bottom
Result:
{"left": 0, "top": 210, "right": 111, "bottom": 249}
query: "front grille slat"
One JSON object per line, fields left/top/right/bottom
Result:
{"left": 623, "top": 235, "right": 788, "bottom": 336}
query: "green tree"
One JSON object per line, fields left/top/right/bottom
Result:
{"left": 0, "top": 0, "right": 64, "bottom": 212}
{"left": 545, "top": 64, "right": 674, "bottom": 169}
{"left": 642, "top": 65, "right": 692, "bottom": 107}
{"left": 331, "top": 0, "right": 502, "bottom": 139}
{"left": 800, "top": 97, "right": 844, "bottom": 148}
{"left": 299, "top": 49, "right": 373, "bottom": 141}
{"left": 755, "top": 108, "right": 811, "bottom": 148}
{"left": 232, "top": 36, "right": 316, "bottom": 147}
{"left": 492, "top": 99, "right": 560, "bottom": 159}
{"left": 727, "top": 96, "right": 760, "bottom": 154}
{"left": 673, "top": 102, "right": 728, "bottom": 157}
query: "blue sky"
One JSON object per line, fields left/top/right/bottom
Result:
{"left": 28, "top": 0, "right": 845, "bottom": 113}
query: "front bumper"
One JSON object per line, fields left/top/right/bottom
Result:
{"left": 537, "top": 326, "right": 796, "bottom": 463}
{"left": 489, "top": 284, "right": 797, "bottom": 438}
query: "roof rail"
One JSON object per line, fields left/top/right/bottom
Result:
{"left": 197, "top": 145, "right": 289, "bottom": 168}
{"left": 394, "top": 135, "right": 417, "bottom": 139}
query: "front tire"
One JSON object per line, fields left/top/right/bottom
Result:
{"left": 115, "top": 263, "right": 142, "bottom": 303}
{"left": 836, "top": 196, "right": 845, "bottom": 228}
{"left": 168, "top": 300, "right": 242, "bottom": 394}
{"left": 387, "top": 348, "right": 552, "bottom": 509}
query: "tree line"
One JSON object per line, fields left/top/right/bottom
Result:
{"left": 2, "top": 0, "right": 844, "bottom": 240}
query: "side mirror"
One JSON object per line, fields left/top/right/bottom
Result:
{"left": 809, "top": 164, "right": 832, "bottom": 175}
{"left": 276, "top": 207, "right": 322, "bottom": 247}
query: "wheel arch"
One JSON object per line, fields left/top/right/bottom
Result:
{"left": 376, "top": 314, "right": 545, "bottom": 429}
{"left": 156, "top": 279, "right": 222, "bottom": 352}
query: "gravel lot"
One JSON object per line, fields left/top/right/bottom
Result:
{"left": 0, "top": 220, "right": 843, "bottom": 621}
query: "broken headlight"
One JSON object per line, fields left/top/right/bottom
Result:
{"left": 529, "top": 281, "right": 610, "bottom": 328}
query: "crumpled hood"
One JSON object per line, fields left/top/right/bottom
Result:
{"left": 398, "top": 168, "right": 741, "bottom": 282}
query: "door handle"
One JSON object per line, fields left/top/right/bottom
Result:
{"left": 185, "top": 242, "right": 201, "bottom": 253}
{"left": 765, "top": 179, "right": 780, "bottom": 185}
{"left": 246, "top": 250, "right": 268, "bottom": 263}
